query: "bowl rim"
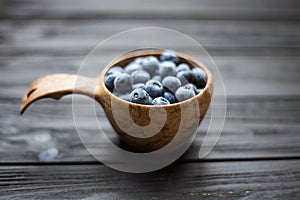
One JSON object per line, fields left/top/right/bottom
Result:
{"left": 98, "top": 48, "right": 213, "bottom": 108}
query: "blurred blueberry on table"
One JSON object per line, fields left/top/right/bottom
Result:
{"left": 176, "top": 70, "right": 193, "bottom": 85}
{"left": 132, "top": 83, "right": 145, "bottom": 90}
{"left": 129, "top": 88, "right": 151, "bottom": 105}
{"left": 124, "top": 62, "right": 142, "bottom": 74}
{"left": 192, "top": 68, "right": 206, "bottom": 89}
{"left": 176, "top": 63, "right": 190, "bottom": 72}
{"left": 39, "top": 147, "right": 59, "bottom": 162}
{"left": 159, "top": 61, "right": 177, "bottom": 78}
{"left": 152, "top": 97, "right": 170, "bottom": 105}
{"left": 163, "top": 91, "right": 177, "bottom": 104}
{"left": 113, "top": 73, "right": 132, "bottom": 94}
{"left": 142, "top": 56, "right": 160, "bottom": 77}
{"left": 131, "top": 70, "right": 150, "bottom": 84}
{"left": 160, "top": 50, "right": 179, "bottom": 63}
{"left": 145, "top": 79, "right": 164, "bottom": 98}
{"left": 104, "top": 70, "right": 122, "bottom": 92}
{"left": 162, "top": 76, "right": 181, "bottom": 93}
{"left": 175, "top": 86, "right": 196, "bottom": 102}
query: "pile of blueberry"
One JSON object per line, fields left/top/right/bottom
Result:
{"left": 104, "top": 50, "right": 207, "bottom": 105}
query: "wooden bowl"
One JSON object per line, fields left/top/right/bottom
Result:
{"left": 20, "top": 49, "right": 213, "bottom": 152}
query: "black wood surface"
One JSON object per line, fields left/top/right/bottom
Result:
{"left": 0, "top": 0, "right": 300, "bottom": 199}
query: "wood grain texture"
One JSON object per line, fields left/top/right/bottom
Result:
{"left": 0, "top": 160, "right": 299, "bottom": 199}
{"left": 0, "top": 96, "right": 299, "bottom": 163}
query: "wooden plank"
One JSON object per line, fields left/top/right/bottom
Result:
{"left": 0, "top": 20, "right": 300, "bottom": 57}
{"left": 0, "top": 96, "right": 299, "bottom": 163}
{"left": 1, "top": 0, "right": 300, "bottom": 21}
{"left": 0, "top": 160, "right": 299, "bottom": 199}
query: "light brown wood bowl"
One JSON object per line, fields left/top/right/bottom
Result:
{"left": 20, "top": 49, "right": 213, "bottom": 152}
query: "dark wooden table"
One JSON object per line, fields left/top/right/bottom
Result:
{"left": 1, "top": 0, "right": 300, "bottom": 199}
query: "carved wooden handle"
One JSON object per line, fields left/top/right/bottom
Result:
{"left": 20, "top": 74, "right": 98, "bottom": 114}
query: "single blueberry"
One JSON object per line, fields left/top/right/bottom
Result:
{"left": 163, "top": 91, "right": 177, "bottom": 104}
{"left": 152, "top": 75, "right": 162, "bottom": 82}
{"left": 131, "top": 70, "right": 150, "bottom": 84}
{"left": 160, "top": 50, "right": 179, "bottom": 63}
{"left": 104, "top": 70, "right": 122, "bottom": 92}
{"left": 132, "top": 83, "right": 145, "bottom": 90}
{"left": 176, "top": 70, "right": 193, "bottom": 85}
{"left": 129, "top": 88, "right": 151, "bottom": 105}
{"left": 192, "top": 67, "right": 207, "bottom": 82}
{"left": 142, "top": 56, "right": 160, "bottom": 77}
{"left": 133, "top": 57, "right": 144, "bottom": 65}
{"left": 124, "top": 62, "right": 142, "bottom": 74}
{"left": 162, "top": 76, "right": 181, "bottom": 93}
{"left": 175, "top": 86, "right": 196, "bottom": 102}
{"left": 183, "top": 83, "right": 197, "bottom": 93}
{"left": 159, "top": 61, "right": 177, "bottom": 78}
{"left": 113, "top": 73, "right": 132, "bottom": 94}
{"left": 152, "top": 97, "right": 170, "bottom": 105}
{"left": 192, "top": 68, "right": 206, "bottom": 89}
{"left": 148, "top": 96, "right": 153, "bottom": 105}
{"left": 145, "top": 79, "right": 164, "bottom": 98}
{"left": 176, "top": 63, "right": 190, "bottom": 72}
{"left": 107, "top": 66, "right": 124, "bottom": 75}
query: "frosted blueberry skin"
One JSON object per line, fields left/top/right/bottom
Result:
{"left": 107, "top": 66, "right": 125, "bottom": 75}
{"left": 183, "top": 83, "right": 197, "bottom": 93}
{"left": 152, "top": 75, "right": 162, "bottom": 82}
{"left": 104, "top": 70, "right": 122, "bottom": 92}
{"left": 152, "top": 97, "right": 170, "bottom": 105}
{"left": 132, "top": 83, "right": 145, "bottom": 90}
{"left": 129, "top": 88, "right": 151, "bottom": 105}
{"left": 162, "top": 76, "right": 181, "bottom": 94}
{"left": 176, "top": 70, "right": 194, "bottom": 85}
{"left": 176, "top": 63, "right": 190, "bottom": 73}
{"left": 124, "top": 62, "right": 143, "bottom": 74}
{"left": 163, "top": 91, "right": 177, "bottom": 104}
{"left": 160, "top": 50, "right": 179, "bottom": 63}
{"left": 192, "top": 68, "right": 207, "bottom": 89}
{"left": 145, "top": 79, "right": 164, "bottom": 98}
{"left": 159, "top": 61, "right": 177, "bottom": 78}
{"left": 175, "top": 86, "right": 196, "bottom": 102}
{"left": 113, "top": 73, "right": 132, "bottom": 94}
{"left": 142, "top": 56, "right": 160, "bottom": 77}
{"left": 131, "top": 70, "right": 150, "bottom": 84}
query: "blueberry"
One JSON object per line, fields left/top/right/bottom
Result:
{"left": 192, "top": 68, "right": 207, "bottom": 82}
{"left": 176, "top": 63, "right": 190, "bottom": 72}
{"left": 152, "top": 75, "right": 162, "bottom": 82}
{"left": 104, "top": 70, "right": 122, "bottom": 92}
{"left": 152, "top": 97, "right": 170, "bottom": 105}
{"left": 142, "top": 56, "right": 160, "bottom": 77}
{"left": 132, "top": 83, "right": 145, "bottom": 90}
{"left": 159, "top": 61, "right": 177, "bottom": 78}
{"left": 163, "top": 91, "right": 177, "bottom": 104}
{"left": 145, "top": 79, "right": 164, "bottom": 98}
{"left": 183, "top": 83, "right": 197, "bottom": 93}
{"left": 196, "top": 88, "right": 202, "bottom": 95}
{"left": 124, "top": 62, "right": 142, "bottom": 74}
{"left": 176, "top": 70, "right": 193, "bottom": 85}
{"left": 107, "top": 66, "right": 124, "bottom": 75}
{"left": 131, "top": 70, "right": 150, "bottom": 84}
{"left": 175, "top": 86, "right": 196, "bottom": 102}
{"left": 192, "top": 68, "right": 206, "bottom": 88}
{"left": 113, "top": 73, "right": 132, "bottom": 94}
{"left": 129, "top": 88, "right": 151, "bottom": 105}
{"left": 133, "top": 57, "right": 144, "bottom": 65}
{"left": 162, "top": 76, "right": 181, "bottom": 93}
{"left": 160, "top": 50, "right": 179, "bottom": 63}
